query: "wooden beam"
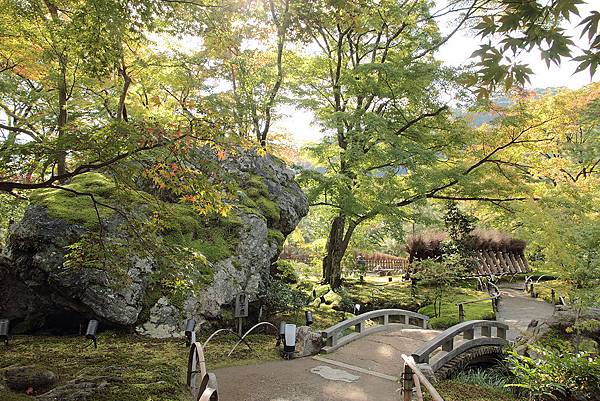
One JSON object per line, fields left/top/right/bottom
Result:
{"left": 402, "top": 355, "right": 444, "bottom": 401}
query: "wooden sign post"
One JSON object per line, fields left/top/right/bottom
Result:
{"left": 235, "top": 292, "right": 249, "bottom": 336}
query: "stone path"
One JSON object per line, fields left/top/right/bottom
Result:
{"left": 214, "top": 357, "right": 398, "bottom": 401}
{"left": 214, "top": 287, "right": 557, "bottom": 400}
{"left": 496, "top": 284, "right": 556, "bottom": 341}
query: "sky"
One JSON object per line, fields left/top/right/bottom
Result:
{"left": 277, "top": 1, "right": 600, "bottom": 146}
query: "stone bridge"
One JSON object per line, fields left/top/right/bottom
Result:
{"left": 212, "top": 285, "right": 554, "bottom": 400}
{"left": 318, "top": 309, "right": 508, "bottom": 380}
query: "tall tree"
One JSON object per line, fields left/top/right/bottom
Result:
{"left": 295, "top": 0, "right": 568, "bottom": 287}
{"left": 201, "top": 0, "right": 293, "bottom": 146}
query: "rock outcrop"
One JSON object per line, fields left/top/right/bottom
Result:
{"left": 1, "top": 150, "right": 308, "bottom": 336}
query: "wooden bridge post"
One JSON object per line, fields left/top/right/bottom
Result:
{"left": 402, "top": 363, "right": 414, "bottom": 401}
{"left": 458, "top": 304, "right": 465, "bottom": 323}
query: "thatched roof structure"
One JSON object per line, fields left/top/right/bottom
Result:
{"left": 405, "top": 229, "right": 529, "bottom": 276}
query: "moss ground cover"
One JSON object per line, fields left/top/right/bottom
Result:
{"left": 0, "top": 332, "right": 279, "bottom": 401}
{"left": 278, "top": 267, "right": 495, "bottom": 331}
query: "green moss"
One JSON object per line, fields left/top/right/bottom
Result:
{"left": 238, "top": 174, "right": 280, "bottom": 223}
{"left": 161, "top": 204, "right": 242, "bottom": 264}
{"left": 243, "top": 175, "right": 269, "bottom": 197}
{"left": 29, "top": 173, "right": 121, "bottom": 228}
{"left": 256, "top": 197, "right": 280, "bottom": 223}
{"left": 0, "top": 332, "right": 280, "bottom": 401}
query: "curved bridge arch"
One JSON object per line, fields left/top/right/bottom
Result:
{"left": 411, "top": 320, "right": 508, "bottom": 378}
{"left": 320, "top": 309, "right": 430, "bottom": 353}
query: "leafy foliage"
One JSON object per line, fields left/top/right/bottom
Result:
{"left": 506, "top": 347, "right": 600, "bottom": 401}
{"left": 456, "top": 0, "right": 600, "bottom": 96}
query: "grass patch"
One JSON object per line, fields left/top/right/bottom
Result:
{"left": 418, "top": 287, "right": 495, "bottom": 329}
{"left": 435, "top": 380, "right": 523, "bottom": 401}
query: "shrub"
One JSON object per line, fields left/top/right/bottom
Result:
{"left": 265, "top": 280, "right": 306, "bottom": 315}
{"left": 429, "top": 315, "right": 460, "bottom": 329}
{"left": 273, "top": 259, "right": 299, "bottom": 283}
{"left": 506, "top": 347, "right": 600, "bottom": 400}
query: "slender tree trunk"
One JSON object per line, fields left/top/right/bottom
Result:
{"left": 56, "top": 58, "right": 67, "bottom": 180}
{"left": 323, "top": 214, "right": 357, "bottom": 289}
{"left": 117, "top": 63, "right": 131, "bottom": 122}
{"left": 45, "top": 0, "right": 67, "bottom": 181}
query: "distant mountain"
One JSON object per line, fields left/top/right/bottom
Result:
{"left": 467, "top": 87, "right": 563, "bottom": 127}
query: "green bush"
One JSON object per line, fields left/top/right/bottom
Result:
{"left": 429, "top": 315, "right": 461, "bottom": 329}
{"left": 506, "top": 347, "right": 600, "bottom": 400}
{"left": 265, "top": 280, "right": 306, "bottom": 314}
{"left": 273, "top": 259, "right": 299, "bottom": 283}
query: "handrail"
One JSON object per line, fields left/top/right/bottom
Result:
{"left": 457, "top": 297, "right": 496, "bottom": 305}
{"left": 187, "top": 342, "right": 219, "bottom": 401}
{"left": 412, "top": 320, "right": 508, "bottom": 365}
{"left": 401, "top": 354, "right": 444, "bottom": 401}
{"left": 321, "top": 309, "right": 429, "bottom": 353}
{"left": 227, "top": 322, "right": 278, "bottom": 357}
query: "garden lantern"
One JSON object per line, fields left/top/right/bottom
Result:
{"left": 276, "top": 321, "right": 286, "bottom": 346}
{"left": 305, "top": 311, "right": 314, "bottom": 326}
{"left": 0, "top": 319, "right": 9, "bottom": 345}
{"left": 354, "top": 304, "right": 361, "bottom": 315}
{"left": 86, "top": 320, "right": 98, "bottom": 348}
{"left": 283, "top": 324, "right": 296, "bottom": 359}
{"left": 185, "top": 319, "right": 196, "bottom": 346}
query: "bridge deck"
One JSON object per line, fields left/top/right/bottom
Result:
{"left": 214, "top": 357, "right": 398, "bottom": 401}
{"left": 323, "top": 327, "right": 440, "bottom": 377}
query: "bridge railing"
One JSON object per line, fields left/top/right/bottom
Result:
{"left": 401, "top": 354, "right": 444, "bottom": 401}
{"left": 412, "top": 320, "right": 508, "bottom": 371}
{"left": 321, "top": 309, "right": 429, "bottom": 353}
{"left": 187, "top": 342, "right": 219, "bottom": 400}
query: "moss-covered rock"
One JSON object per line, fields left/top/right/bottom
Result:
{"left": 4, "top": 149, "right": 308, "bottom": 336}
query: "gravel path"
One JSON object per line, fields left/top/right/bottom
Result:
{"left": 496, "top": 285, "right": 556, "bottom": 341}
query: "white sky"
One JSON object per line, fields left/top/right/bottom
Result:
{"left": 278, "top": 1, "right": 600, "bottom": 146}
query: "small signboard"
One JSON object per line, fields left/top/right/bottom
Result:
{"left": 234, "top": 292, "right": 249, "bottom": 318}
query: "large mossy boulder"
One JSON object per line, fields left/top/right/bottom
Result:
{"left": 0, "top": 150, "right": 308, "bottom": 336}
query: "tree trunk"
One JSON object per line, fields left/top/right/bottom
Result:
{"left": 46, "top": 0, "right": 67, "bottom": 181}
{"left": 56, "top": 58, "right": 67, "bottom": 180}
{"left": 117, "top": 62, "right": 131, "bottom": 122}
{"left": 322, "top": 215, "right": 357, "bottom": 289}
